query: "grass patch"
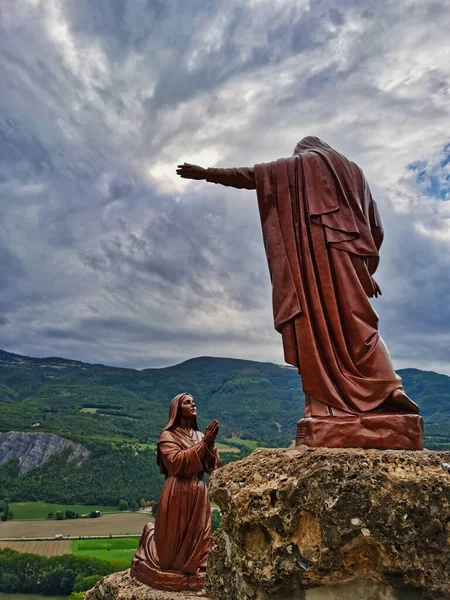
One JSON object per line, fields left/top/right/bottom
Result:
{"left": 99, "top": 413, "right": 136, "bottom": 420}
{"left": 9, "top": 502, "right": 118, "bottom": 520}
{"left": 80, "top": 407, "right": 98, "bottom": 413}
{"left": 215, "top": 442, "right": 240, "bottom": 453}
{"left": 72, "top": 537, "right": 140, "bottom": 569}
{"left": 223, "top": 438, "right": 260, "bottom": 451}
{"left": 88, "top": 434, "right": 138, "bottom": 444}
{"left": 133, "top": 442, "right": 157, "bottom": 451}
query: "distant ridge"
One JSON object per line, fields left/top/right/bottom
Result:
{"left": 0, "top": 348, "right": 449, "bottom": 504}
{"left": 0, "top": 348, "right": 449, "bottom": 448}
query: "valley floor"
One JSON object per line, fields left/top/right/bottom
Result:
{"left": 0, "top": 539, "right": 72, "bottom": 556}
{"left": 0, "top": 512, "right": 151, "bottom": 538}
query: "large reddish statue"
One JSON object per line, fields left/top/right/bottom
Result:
{"left": 177, "top": 137, "right": 423, "bottom": 450}
{"left": 131, "top": 393, "right": 221, "bottom": 591}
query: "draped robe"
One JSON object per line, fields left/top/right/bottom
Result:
{"left": 206, "top": 137, "right": 407, "bottom": 417}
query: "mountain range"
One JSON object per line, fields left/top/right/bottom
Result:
{"left": 0, "top": 349, "right": 449, "bottom": 504}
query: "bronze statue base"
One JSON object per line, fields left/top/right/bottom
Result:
{"left": 296, "top": 413, "right": 424, "bottom": 450}
{"left": 131, "top": 558, "right": 205, "bottom": 592}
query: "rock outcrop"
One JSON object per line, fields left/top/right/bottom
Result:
{"left": 85, "top": 570, "right": 209, "bottom": 600}
{"left": 0, "top": 431, "right": 89, "bottom": 474}
{"left": 206, "top": 447, "right": 450, "bottom": 599}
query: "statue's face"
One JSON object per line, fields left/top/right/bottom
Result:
{"left": 180, "top": 394, "right": 197, "bottom": 419}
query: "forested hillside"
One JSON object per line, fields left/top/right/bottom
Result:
{"left": 1, "top": 349, "right": 449, "bottom": 504}
{"left": 0, "top": 350, "right": 302, "bottom": 444}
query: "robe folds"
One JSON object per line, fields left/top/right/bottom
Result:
{"left": 131, "top": 426, "right": 220, "bottom": 591}
{"left": 206, "top": 138, "right": 405, "bottom": 417}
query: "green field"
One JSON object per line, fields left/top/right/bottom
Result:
{"left": 223, "top": 438, "right": 260, "bottom": 450}
{"left": 215, "top": 441, "right": 240, "bottom": 453}
{"left": 9, "top": 502, "right": 118, "bottom": 520}
{"left": 72, "top": 537, "right": 140, "bottom": 569}
{"left": 134, "top": 442, "right": 157, "bottom": 451}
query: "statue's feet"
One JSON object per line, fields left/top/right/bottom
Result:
{"left": 386, "top": 388, "right": 420, "bottom": 414}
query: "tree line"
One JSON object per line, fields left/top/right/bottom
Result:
{"left": 0, "top": 548, "right": 118, "bottom": 595}
{"left": 0, "top": 441, "right": 164, "bottom": 505}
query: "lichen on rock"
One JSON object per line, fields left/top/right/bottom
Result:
{"left": 206, "top": 446, "right": 450, "bottom": 599}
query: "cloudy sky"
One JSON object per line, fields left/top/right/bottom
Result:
{"left": 0, "top": 0, "right": 449, "bottom": 373}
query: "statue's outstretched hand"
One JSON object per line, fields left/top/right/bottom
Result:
{"left": 176, "top": 163, "right": 207, "bottom": 180}
{"left": 204, "top": 420, "right": 219, "bottom": 446}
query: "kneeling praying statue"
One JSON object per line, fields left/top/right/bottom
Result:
{"left": 131, "top": 393, "right": 221, "bottom": 592}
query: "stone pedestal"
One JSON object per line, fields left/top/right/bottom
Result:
{"left": 206, "top": 447, "right": 450, "bottom": 600}
{"left": 296, "top": 413, "right": 424, "bottom": 450}
{"left": 84, "top": 570, "right": 208, "bottom": 600}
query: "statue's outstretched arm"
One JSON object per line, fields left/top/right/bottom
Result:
{"left": 176, "top": 163, "right": 256, "bottom": 190}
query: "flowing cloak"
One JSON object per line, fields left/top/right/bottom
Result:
{"left": 206, "top": 137, "right": 404, "bottom": 417}
{"left": 131, "top": 395, "right": 221, "bottom": 592}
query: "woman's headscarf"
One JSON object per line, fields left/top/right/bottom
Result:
{"left": 157, "top": 393, "right": 200, "bottom": 475}
{"left": 162, "top": 393, "right": 200, "bottom": 433}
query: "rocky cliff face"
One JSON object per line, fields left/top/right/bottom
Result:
{"left": 207, "top": 447, "right": 450, "bottom": 600}
{"left": 0, "top": 431, "right": 89, "bottom": 474}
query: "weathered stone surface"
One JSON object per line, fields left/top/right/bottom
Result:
{"left": 0, "top": 431, "right": 89, "bottom": 474}
{"left": 85, "top": 570, "right": 209, "bottom": 600}
{"left": 206, "top": 447, "right": 450, "bottom": 599}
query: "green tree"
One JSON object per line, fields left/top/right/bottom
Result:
{"left": 140, "top": 498, "right": 146, "bottom": 508}
{"left": 40, "top": 566, "right": 76, "bottom": 595}
{"left": 1, "top": 499, "right": 9, "bottom": 522}
{"left": 1, "top": 571, "right": 21, "bottom": 592}
{"left": 48, "top": 511, "right": 54, "bottom": 518}
{"left": 118, "top": 499, "right": 129, "bottom": 511}
{"left": 55, "top": 510, "right": 64, "bottom": 520}
{"left": 130, "top": 500, "right": 138, "bottom": 511}
{"left": 0, "top": 548, "right": 117, "bottom": 595}
{"left": 73, "top": 573, "right": 102, "bottom": 592}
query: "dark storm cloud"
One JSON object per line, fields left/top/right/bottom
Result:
{"left": 0, "top": 0, "right": 450, "bottom": 372}
{"left": 76, "top": 184, "right": 266, "bottom": 312}
{"left": 43, "top": 316, "right": 262, "bottom": 345}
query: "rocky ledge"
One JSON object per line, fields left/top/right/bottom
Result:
{"left": 85, "top": 570, "right": 209, "bottom": 600}
{"left": 206, "top": 446, "right": 450, "bottom": 600}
